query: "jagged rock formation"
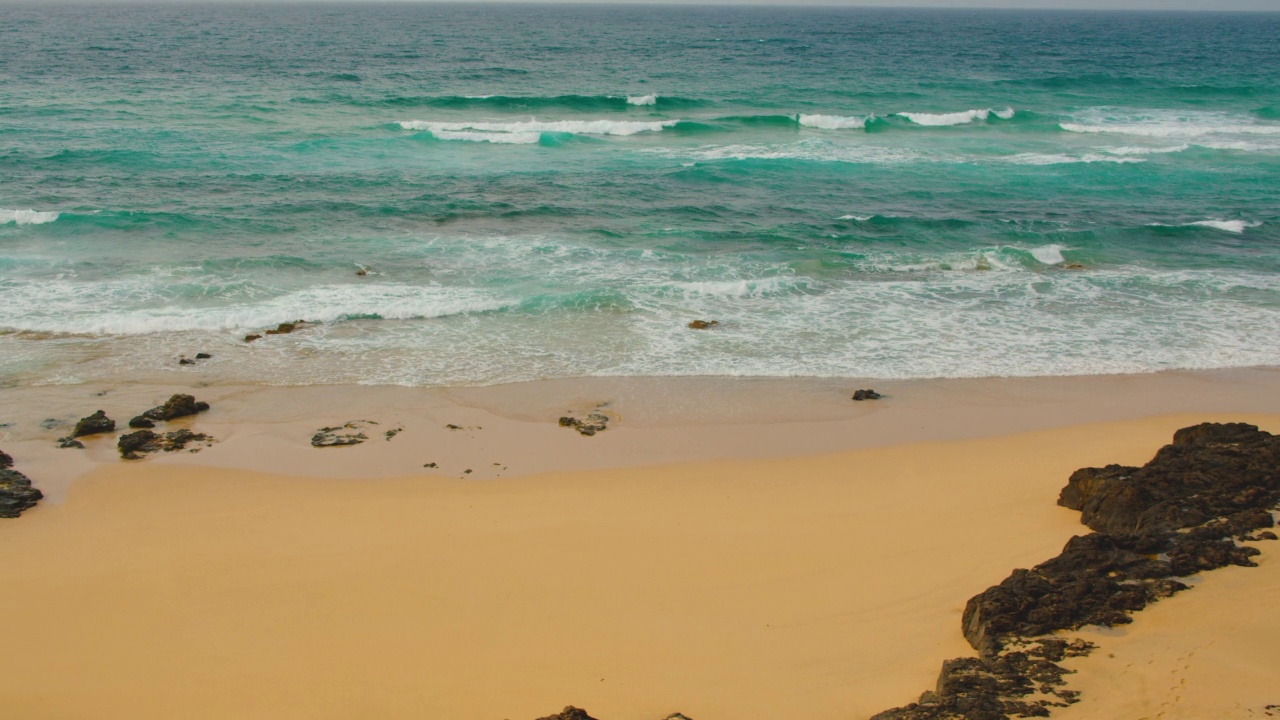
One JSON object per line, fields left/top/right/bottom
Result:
{"left": 311, "top": 420, "right": 377, "bottom": 447}
{"left": 72, "top": 409, "right": 116, "bottom": 437}
{"left": 871, "top": 422, "right": 1280, "bottom": 719}
{"left": 1, "top": 449, "right": 43, "bottom": 518}
{"left": 139, "top": 394, "right": 210, "bottom": 423}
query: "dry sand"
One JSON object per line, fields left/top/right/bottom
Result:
{"left": 2, "top": 372, "right": 1279, "bottom": 719}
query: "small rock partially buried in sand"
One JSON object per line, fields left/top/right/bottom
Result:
{"left": 117, "top": 429, "right": 212, "bottom": 460}
{"left": 311, "top": 420, "right": 376, "bottom": 447}
{"left": 851, "top": 389, "right": 882, "bottom": 401}
{"left": 559, "top": 413, "right": 609, "bottom": 436}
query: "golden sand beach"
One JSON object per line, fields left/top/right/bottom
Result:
{"left": 2, "top": 370, "right": 1278, "bottom": 719}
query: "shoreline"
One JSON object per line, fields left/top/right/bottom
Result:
{"left": 1, "top": 369, "right": 1278, "bottom": 719}
{"left": 2, "top": 366, "right": 1279, "bottom": 494}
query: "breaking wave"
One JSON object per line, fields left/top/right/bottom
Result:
{"left": 399, "top": 118, "right": 680, "bottom": 137}
{"left": 1, "top": 208, "right": 60, "bottom": 225}
{"left": 895, "top": 107, "right": 1016, "bottom": 126}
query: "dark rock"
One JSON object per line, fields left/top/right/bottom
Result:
{"left": 57, "top": 437, "right": 86, "bottom": 449}
{"left": 356, "top": 268, "right": 368, "bottom": 276}
{"left": 852, "top": 389, "right": 882, "bottom": 401}
{"left": 141, "top": 394, "right": 209, "bottom": 422}
{"left": 118, "top": 429, "right": 213, "bottom": 459}
{"left": 244, "top": 334, "right": 262, "bottom": 343}
{"left": 1258, "top": 530, "right": 1278, "bottom": 540}
{"left": 40, "top": 418, "right": 63, "bottom": 430}
{"left": 870, "top": 640, "right": 1089, "bottom": 720}
{"left": 423, "top": 462, "right": 437, "bottom": 469}
{"left": 118, "top": 430, "right": 161, "bottom": 459}
{"left": 664, "top": 715, "right": 695, "bottom": 720}
{"left": 559, "top": 413, "right": 609, "bottom": 437}
{"left": 446, "top": 424, "right": 462, "bottom": 430}
{"left": 265, "top": 321, "right": 303, "bottom": 335}
{"left": 1058, "top": 422, "right": 1280, "bottom": 535}
{"left": 687, "top": 319, "right": 718, "bottom": 330}
{"left": 72, "top": 409, "right": 116, "bottom": 437}
{"left": 463, "top": 469, "right": 472, "bottom": 474}
{"left": 385, "top": 428, "right": 402, "bottom": 441}
{"left": 873, "top": 423, "right": 1280, "bottom": 719}
{"left": 534, "top": 707, "right": 598, "bottom": 720}
{"left": 195, "top": 352, "right": 212, "bottom": 359}
{"left": 179, "top": 358, "right": 196, "bottom": 365}
{"left": 129, "top": 416, "right": 156, "bottom": 429}
{"left": 1, "top": 459, "right": 43, "bottom": 518}
{"left": 311, "top": 421, "right": 374, "bottom": 447}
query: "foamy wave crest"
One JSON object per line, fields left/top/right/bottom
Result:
{"left": 896, "top": 107, "right": 1014, "bottom": 126}
{"left": 1003, "top": 153, "right": 1145, "bottom": 165}
{"left": 661, "top": 140, "right": 927, "bottom": 165}
{"left": 1150, "top": 219, "right": 1262, "bottom": 234}
{"left": 798, "top": 114, "right": 870, "bottom": 130}
{"left": 837, "top": 214, "right": 874, "bottom": 221}
{"left": 400, "top": 118, "right": 678, "bottom": 136}
{"left": 1029, "top": 244, "right": 1068, "bottom": 265}
{"left": 1, "top": 208, "right": 60, "bottom": 225}
{"left": 671, "top": 277, "right": 795, "bottom": 298}
{"left": 626, "top": 94, "right": 657, "bottom": 106}
{"left": 430, "top": 129, "right": 541, "bottom": 144}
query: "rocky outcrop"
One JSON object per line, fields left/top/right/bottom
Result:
{"left": 852, "top": 389, "right": 882, "bottom": 401}
{"left": 1, "top": 449, "right": 43, "bottom": 518}
{"left": 118, "top": 429, "right": 213, "bottom": 459}
{"left": 872, "top": 422, "right": 1280, "bottom": 719}
{"left": 140, "top": 394, "right": 210, "bottom": 422}
{"left": 72, "top": 409, "right": 115, "bottom": 437}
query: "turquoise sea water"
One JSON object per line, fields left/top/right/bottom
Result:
{"left": 2, "top": 5, "right": 1279, "bottom": 386}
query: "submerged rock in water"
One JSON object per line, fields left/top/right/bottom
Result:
{"left": 244, "top": 333, "right": 262, "bottom": 343}
{"left": 687, "top": 319, "right": 719, "bottom": 330}
{"left": 1, "top": 450, "right": 43, "bottom": 518}
{"left": 141, "top": 394, "right": 210, "bottom": 422}
{"left": 57, "top": 437, "right": 86, "bottom": 449}
{"left": 72, "top": 409, "right": 116, "bottom": 437}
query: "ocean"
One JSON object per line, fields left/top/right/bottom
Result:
{"left": 2, "top": 4, "right": 1278, "bottom": 387}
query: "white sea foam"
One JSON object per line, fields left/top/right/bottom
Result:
{"left": 430, "top": 129, "right": 541, "bottom": 144}
{"left": 1, "top": 208, "right": 60, "bottom": 225}
{"left": 1029, "top": 244, "right": 1067, "bottom": 264}
{"left": 895, "top": 107, "right": 1013, "bottom": 126}
{"left": 1003, "top": 153, "right": 1145, "bottom": 165}
{"left": 400, "top": 118, "right": 678, "bottom": 136}
{"left": 1105, "top": 144, "right": 1191, "bottom": 155}
{"left": 837, "top": 214, "right": 874, "bottom": 221}
{"left": 1149, "top": 219, "right": 1262, "bottom": 234}
{"left": 0, "top": 283, "right": 515, "bottom": 335}
{"left": 798, "top": 114, "right": 870, "bottom": 130}
{"left": 1189, "top": 220, "right": 1262, "bottom": 233}
{"left": 661, "top": 140, "right": 928, "bottom": 165}
{"left": 1060, "top": 109, "right": 1280, "bottom": 139}
{"left": 626, "top": 94, "right": 657, "bottom": 106}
